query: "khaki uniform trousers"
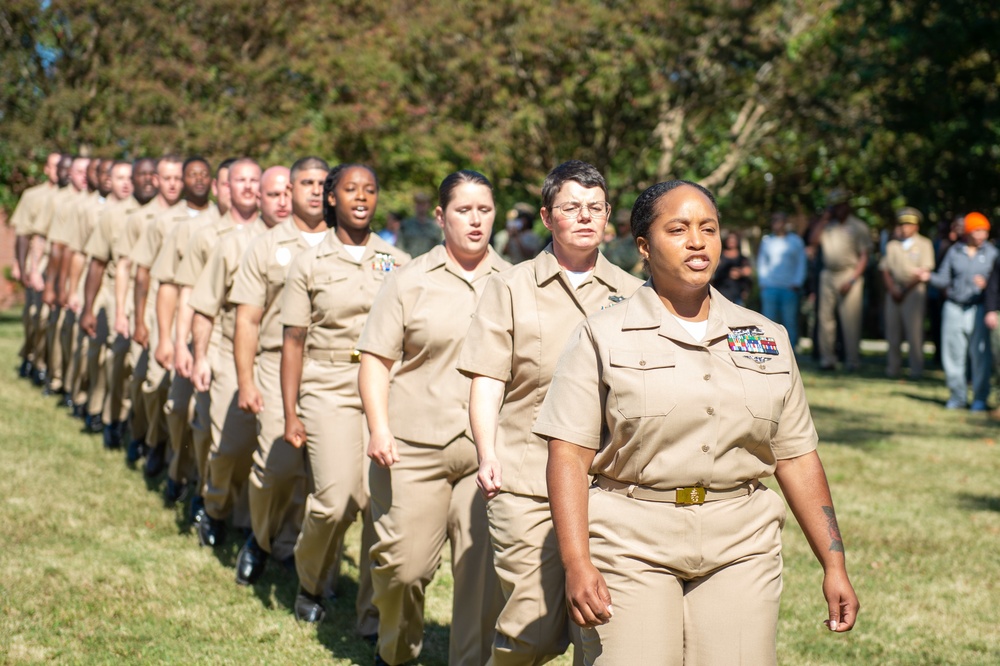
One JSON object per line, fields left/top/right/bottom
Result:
{"left": 127, "top": 340, "right": 150, "bottom": 446}
{"left": 46, "top": 306, "right": 71, "bottom": 392}
{"left": 86, "top": 297, "right": 112, "bottom": 419}
{"left": 818, "top": 268, "right": 864, "bottom": 369}
{"left": 370, "top": 436, "right": 502, "bottom": 666}
{"left": 69, "top": 318, "right": 90, "bottom": 408}
{"left": 248, "top": 350, "right": 306, "bottom": 562}
{"left": 191, "top": 385, "right": 212, "bottom": 488}
{"left": 582, "top": 485, "right": 785, "bottom": 665}
{"left": 28, "top": 290, "right": 49, "bottom": 372}
{"left": 142, "top": 342, "right": 170, "bottom": 448}
{"left": 203, "top": 337, "right": 256, "bottom": 528}
{"left": 165, "top": 366, "right": 197, "bottom": 484}
{"left": 103, "top": 332, "right": 131, "bottom": 427}
{"left": 487, "top": 492, "right": 583, "bottom": 666}
{"left": 885, "top": 286, "right": 926, "bottom": 378}
{"left": 295, "top": 355, "right": 378, "bottom": 636}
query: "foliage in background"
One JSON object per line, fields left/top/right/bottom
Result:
{"left": 2, "top": 0, "right": 998, "bottom": 229}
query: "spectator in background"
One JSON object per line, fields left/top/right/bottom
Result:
{"left": 602, "top": 209, "right": 644, "bottom": 277}
{"left": 810, "top": 189, "right": 871, "bottom": 372}
{"left": 495, "top": 203, "right": 542, "bottom": 264}
{"left": 397, "top": 191, "right": 442, "bottom": 257}
{"left": 928, "top": 216, "right": 965, "bottom": 368}
{"left": 712, "top": 230, "right": 752, "bottom": 306}
{"left": 880, "top": 207, "right": 935, "bottom": 379}
{"left": 377, "top": 210, "right": 402, "bottom": 246}
{"left": 980, "top": 227, "right": 1000, "bottom": 418}
{"left": 919, "top": 212, "right": 996, "bottom": 410}
{"left": 757, "top": 211, "right": 807, "bottom": 350}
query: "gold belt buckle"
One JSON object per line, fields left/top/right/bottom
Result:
{"left": 676, "top": 486, "right": 706, "bottom": 505}
{"left": 350, "top": 350, "right": 361, "bottom": 363}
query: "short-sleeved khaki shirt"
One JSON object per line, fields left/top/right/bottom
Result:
{"left": 64, "top": 192, "right": 107, "bottom": 254}
{"left": 534, "top": 285, "right": 818, "bottom": 491}
{"left": 189, "top": 218, "right": 268, "bottom": 341}
{"left": 151, "top": 206, "right": 218, "bottom": 285}
{"left": 174, "top": 209, "right": 227, "bottom": 288}
{"left": 44, "top": 188, "right": 87, "bottom": 246}
{"left": 820, "top": 214, "right": 872, "bottom": 272}
{"left": 27, "top": 185, "right": 74, "bottom": 238}
{"left": 129, "top": 200, "right": 188, "bottom": 269}
{"left": 280, "top": 232, "right": 411, "bottom": 353}
{"left": 879, "top": 234, "right": 935, "bottom": 288}
{"left": 358, "top": 244, "right": 511, "bottom": 446}
{"left": 229, "top": 219, "right": 321, "bottom": 353}
{"left": 456, "top": 245, "right": 644, "bottom": 497}
{"left": 9, "top": 183, "right": 53, "bottom": 236}
{"left": 115, "top": 198, "right": 169, "bottom": 266}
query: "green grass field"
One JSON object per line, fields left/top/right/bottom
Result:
{"left": 1, "top": 309, "right": 999, "bottom": 664}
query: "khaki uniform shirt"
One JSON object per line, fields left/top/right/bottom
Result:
{"left": 358, "top": 244, "right": 511, "bottom": 447}
{"left": 151, "top": 206, "right": 218, "bottom": 285}
{"left": 534, "top": 285, "right": 818, "bottom": 490}
{"left": 27, "top": 185, "right": 74, "bottom": 239}
{"left": 189, "top": 218, "right": 269, "bottom": 342}
{"left": 44, "top": 187, "right": 87, "bottom": 247}
{"left": 9, "top": 183, "right": 53, "bottom": 236}
{"left": 820, "top": 214, "right": 872, "bottom": 272}
{"left": 174, "top": 209, "right": 227, "bottom": 288}
{"left": 281, "top": 233, "right": 411, "bottom": 353}
{"left": 879, "top": 234, "right": 935, "bottom": 288}
{"left": 456, "top": 245, "right": 644, "bottom": 497}
{"left": 229, "top": 219, "right": 322, "bottom": 354}
{"left": 84, "top": 196, "right": 140, "bottom": 319}
{"left": 65, "top": 192, "right": 107, "bottom": 254}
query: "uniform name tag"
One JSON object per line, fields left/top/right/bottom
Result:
{"left": 727, "top": 326, "right": 779, "bottom": 355}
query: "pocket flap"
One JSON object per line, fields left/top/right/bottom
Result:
{"left": 730, "top": 353, "right": 790, "bottom": 375}
{"left": 609, "top": 349, "right": 676, "bottom": 370}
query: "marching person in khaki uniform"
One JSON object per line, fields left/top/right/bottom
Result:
{"left": 880, "top": 207, "right": 934, "bottom": 379}
{"left": 537, "top": 180, "right": 859, "bottom": 665}
{"left": 189, "top": 163, "right": 278, "bottom": 548}
{"left": 230, "top": 157, "right": 329, "bottom": 586}
{"left": 150, "top": 157, "right": 217, "bottom": 500}
{"left": 457, "top": 160, "right": 643, "bottom": 666}
{"left": 128, "top": 155, "right": 187, "bottom": 475}
{"left": 43, "top": 156, "right": 89, "bottom": 401}
{"left": 809, "top": 189, "right": 872, "bottom": 371}
{"left": 280, "top": 164, "right": 409, "bottom": 631}
{"left": 170, "top": 158, "right": 235, "bottom": 521}
{"left": 358, "top": 170, "right": 507, "bottom": 666}
{"left": 80, "top": 161, "right": 140, "bottom": 445}
{"left": 12, "top": 152, "right": 61, "bottom": 382}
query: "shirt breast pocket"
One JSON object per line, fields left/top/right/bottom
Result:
{"left": 609, "top": 349, "right": 677, "bottom": 419}
{"left": 312, "top": 272, "right": 349, "bottom": 312}
{"left": 730, "top": 355, "right": 790, "bottom": 423}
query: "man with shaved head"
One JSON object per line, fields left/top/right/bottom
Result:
{"left": 191, "top": 163, "right": 282, "bottom": 550}
{"left": 231, "top": 156, "right": 328, "bottom": 584}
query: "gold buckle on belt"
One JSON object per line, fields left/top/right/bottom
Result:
{"left": 676, "top": 486, "right": 706, "bottom": 505}
{"left": 350, "top": 350, "right": 361, "bottom": 363}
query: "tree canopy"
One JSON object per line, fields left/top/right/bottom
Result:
{"left": 2, "top": 0, "right": 998, "bottom": 230}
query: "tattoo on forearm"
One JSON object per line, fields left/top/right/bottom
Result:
{"left": 822, "top": 506, "right": 844, "bottom": 552}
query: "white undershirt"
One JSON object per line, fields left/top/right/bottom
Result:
{"left": 301, "top": 230, "right": 327, "bottom": 247}
{"left": 564, "top": 269, "right": 593, "bottom": 289}
{"left": 343, "top": 244, "right": 366, "bottom": 261}
{"left": 461, "top": 269, "right": 476, "bottom": 281}
{"left": 669, "top": 312, "right": 709, "bottom": 343}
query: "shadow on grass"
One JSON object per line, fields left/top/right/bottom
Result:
{"left": 957, "top": 493, "right": 1000, "bottom": 513}
{"left": 807, "top": 402, "right": 896, "bottom": 450}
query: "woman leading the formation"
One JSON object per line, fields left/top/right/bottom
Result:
{"left": 535, "top": 180, "right": 859, "bottom": 665}
{"left": 280, "top": 164, "right": 410, "bottom": 630}
{"left": 357, "top": 170, "right": 507, "bottom": 666}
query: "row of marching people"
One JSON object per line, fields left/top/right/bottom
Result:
{"left": 9, "top": 153, "right": 856, "bottom": 665}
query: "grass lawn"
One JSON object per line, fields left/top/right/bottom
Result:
{"left": 1, "top": 308, "right": 998, "bottom": 664}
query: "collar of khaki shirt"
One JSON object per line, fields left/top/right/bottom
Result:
{"left": 420, "top": 244, "right": 508, "bottom": 283}
{"left": 532, "top": 242, "right": 631, "bottom": 293}
{"left": 315, "top": 229, "right": 398, "bottom": 263}
{"left": 622, "top": 284, "right": 754, "bottom": 347}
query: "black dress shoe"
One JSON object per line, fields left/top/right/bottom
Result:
{"left": 31, "top": 368, "right": 46, "bottom": 387}
{"left": 61, "top": 393, "right": 73, "bottom": 409}
{"left": 144, "top": 441, "right": 166, "bottom": 477}
{"left": 41, "top": 384, "right": 55, "bottom": 397}
{"left": 85, "top": 415, "right": 104, "bottom": 434}
{"left": 235, "top": 535, "right": 269, "bottom": 586}
{"left": 294, "top": 588, "right": 326, "bottom": 623}
{"left": 164, "top": 478, "right": 189, "bottom": 505}
{"left": 198, "top": 514, "right": 227, "bottom": 548}
{"left": 190, "top": 495, "right": 207, "bottom": 525}
{"left": 19, "top": 359, "right": 32, "bottom": 378}
{"left": 374, "top": 654, "right": 391, "bottom": 666}
{"left": 362, "top": 632, "right": 379, "bottom": 646}
{"left": 103, "top": 422, "right": 123, "bottom": 450}
{"left": 72, "top": 403, "right": 86, "bottom": 419}
{"left": 125, "top": 439, "right": 148, "bottom": 465}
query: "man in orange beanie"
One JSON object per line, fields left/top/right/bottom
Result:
{"left": 919, "top": 212, "right": 997, "bottom": 410}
